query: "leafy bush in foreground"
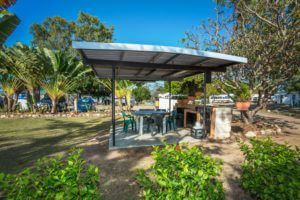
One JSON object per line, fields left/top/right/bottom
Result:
{"left": 240, "top": 138, "right": 300, "bottom": 200}
{"left": 0, "top": 149, "right": 100, "bottom": 200}
{"left": 136, "top": 144, "right": 224, "bottom": 200}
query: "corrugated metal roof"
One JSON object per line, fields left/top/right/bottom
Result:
{"left": 73, "top": 41, "right": 247, "bottom": 81}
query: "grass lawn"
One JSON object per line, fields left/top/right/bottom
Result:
{"left": 0, "top": 117, "right": 111, "bottom": 173}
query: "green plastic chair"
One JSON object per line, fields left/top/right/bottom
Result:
{"left": 166, "top": 110, "right": 177, "bottom": 132}
{"left": 121, "top": 112, "right": 137, "bottom": 133}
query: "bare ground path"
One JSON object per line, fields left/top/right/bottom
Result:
{"left": 257, "top": 110, "right": 300, "bottom": 146}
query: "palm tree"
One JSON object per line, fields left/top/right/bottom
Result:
{"left": 0, "top": 0, "right": 20, "bottom": 45}
{"left": 2, "top": 43, "right": 45, "bottom": 113}
{"left": 40, "top": 49, "right": 91, "bottom": 113}
{"left": 0, "top": 46, "right": 23, "bottom": 112}
{"left": 99, "top": 80, "right": 133, "bottom": 110}
{"left": 0, "top": 74, "right": 22, "bottom": 111}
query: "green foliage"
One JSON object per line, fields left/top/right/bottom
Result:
{"left": 240, "top": 138, "right": 300, "bottom": 200}
{"left": 133, "top": 86, "right": 151, "bottom": 103}
{"left": 0, "top": 43, "right": 47, "bottom": 112}
{"left": 0, "top": 0, "right": 20, "bottom": 45}
{"left": 158, "top": 75, "right": 221, "bottom": 98}
{"left": 136, "top": 144, "right": 224, "bottom": 200}
{"left": 233, "top": 83, "right": 251, "bottom": 102}
{"left": 40, "top": 48, "right": 91, "bottom": 113}
{"left": 286, "top": 71, "right": 300, "bottom": 93}
{"left": 0, "top": 149, "right": 101, "bottom": 200}
{"left": 30, "top": 11, "right": 114, "bottom": 56}
{"left": 74, "top": 75, "right": 110, "bottom": 98}
{"left": 182, "top": 79, "right": 199, "bottom": 96}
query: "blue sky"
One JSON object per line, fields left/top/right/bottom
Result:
{"left": 6, "top": 0, "right": 219, "bottom": 47}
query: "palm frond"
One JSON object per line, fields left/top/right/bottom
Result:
{"left": 0, "top": 75, "right": 22, "bottom": 96}
{"left": 0, "top": 10, "right": 20, "bottom": 45}
{"left": 0, "top": 0, "right": 17, "bottom": 10}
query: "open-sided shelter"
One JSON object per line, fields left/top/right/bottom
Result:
{"left": 73, "top": 41, "right": 247, "bottom": 146}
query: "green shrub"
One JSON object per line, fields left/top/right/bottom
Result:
{"left": 233, "top": 83, "right": 251, "bottom": 102}
{"left": 240, "top": 138, "right": 300, "bottom": 200}
{"left": 0, "top": 149, "right": 100, "bottom": 200}
{"left": 136, "top": 144, "right": 224, "bottom": 200}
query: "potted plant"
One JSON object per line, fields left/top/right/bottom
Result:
{"left": 234, "top": 84, "right": 251, "bottom": 110}
{"left": 183, "top": 80, "right": 198, "bottom": 101}
{"left": 177, "top": 95, "right": 188, "bottom": 105}
{"left": 195, "top": 88, "right": 203, "bottom": 97}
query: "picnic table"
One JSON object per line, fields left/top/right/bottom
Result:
{"left": 133, "top": 110, "right": 170, "bottom": 135}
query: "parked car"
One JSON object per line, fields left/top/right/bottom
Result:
{"left": 77, "top": 96, "right": 95, "bottom": 112}
{"left": 37, "top": 95, "right": 67, "bottom": 112}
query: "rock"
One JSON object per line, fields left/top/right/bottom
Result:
{"left": 276, "top": 128, "right": 282, "bottom": 135}
{"left": 267, "top": 110, "right": 271, "bottom": 112}
{"left": 265, "top": 129, "right": 274, "bottom": 135}
{"left": 245, "top": 131, "right": 257, "bottom": 138}
{"left": 261, "top": 130, "right": 266, "bottom": 135}
{"left": 1, "top": 115, "right": 6, "bottom": 119}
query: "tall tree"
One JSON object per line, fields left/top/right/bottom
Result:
{"left": 30, "top": 11, "right": 114, "bottom": 99}
{"left": 0, "top": 0, "right": 20, "bottom": 46}
{"left": 39, "top": 49, "right": 91, "bottom": 113}
{"left": 30, "top": 16, "right": 75, "bottom": 53}
{"left": 75, "top": 12, "right": 114, "bottom": 42}
{"left": 1, "top": 43, "right": 46, "bottom": 113}
{"left": 0, "top": 74, "right": 22, "bottom": 111}
{"left": 99, "top": 80, "right": 134, "bottom": 110}
{"left": 30, "top": 11, "right": 114, "bottom": 56}
{"left": 183, "top": 0, "right": 300, "bottom": 123}
{"left": 133, "top": 86, "right": 151, "bottom": 103}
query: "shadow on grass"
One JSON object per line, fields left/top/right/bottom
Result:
{"left": 0, "top": 118, "right": 112, "bottom": 173}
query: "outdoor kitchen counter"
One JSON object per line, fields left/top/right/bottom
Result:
{"left": 176, "top": 104, "right": 233, "bottom": 139}
{"left": 175, "top": 104, "right": 213, "bottom": 128}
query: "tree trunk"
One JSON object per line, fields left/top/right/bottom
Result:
{"left": 74, "top": 95, "right": 78, "bottom": 113}
{"left": 29, "top": 89, "right": 37, "bottom": 113}
{"left": 7, "top": 96, "right": 13, "bottom": 112}
{"left": 241, "top": 110, "right": 253, "bottom": 124}
{"left": 12, "top": 92, "right": 20, "bottom": 111}
{"left": 240, "top": 92, "right": 266, "bottom": 124}
{"left": 51, "top": 99, "right": 57, "bottom": 114}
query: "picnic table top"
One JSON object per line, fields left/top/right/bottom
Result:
{"left": 133, "top": 110, "right": 170, "bottom": 116}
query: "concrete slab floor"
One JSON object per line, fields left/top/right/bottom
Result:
{"left": 109, "top": 125, "right": 206, "bottom": 150}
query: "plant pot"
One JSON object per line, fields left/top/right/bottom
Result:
{"left": 188, "top": 96, "right": 196, "bottom": 101}
{"left": 235, "top": 102, "right": 251, "bottom": 110}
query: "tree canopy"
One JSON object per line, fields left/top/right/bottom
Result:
{"left": 30, "top": 11, "right": 114, "bottom": 55}
{"left": 183, "top": 0, "right": 300, "bottom": 123}
{"left": 133, "top": 86, "right": 151, "bottom": 103}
